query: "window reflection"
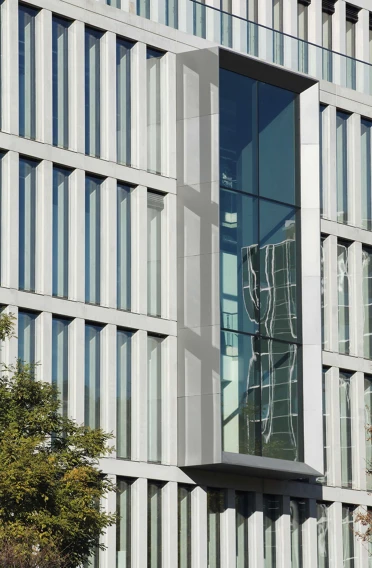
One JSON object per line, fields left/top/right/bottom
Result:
{"left": 219, "top": 70, "right": 301, "bottom": 462}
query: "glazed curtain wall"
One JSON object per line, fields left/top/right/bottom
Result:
{"left": 220, "top": 68, "right": 302, "bottom": 461}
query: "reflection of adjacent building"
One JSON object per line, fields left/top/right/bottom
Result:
{"left": 221, "top": 229, "right": 299, "bottom": 462}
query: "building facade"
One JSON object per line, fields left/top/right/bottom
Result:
{"left": 2, "top": 0, "right": 372, "bottom": 566}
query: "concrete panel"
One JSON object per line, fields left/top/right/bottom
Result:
{"left": 178, "top": 325, "right": 220, "bottom": 398}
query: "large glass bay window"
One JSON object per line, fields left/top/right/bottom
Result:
{"left": 220, "top": 69, "right": 301, "bottom": 461}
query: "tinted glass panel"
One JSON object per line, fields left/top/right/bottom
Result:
{"left": 220, "top": 189, "right": 258, "bottom": 335}
{"left": 259, "top": 82, "right": 296, "bottom": 205}
{"left": 220, "top": 69, "right": 257, "bottom": 194}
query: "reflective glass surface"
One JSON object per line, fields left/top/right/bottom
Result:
{"left": 220, "top": 69, "right": 257, "bottom": 195}
{"left": 18, "top": 310, "right": 36, "bottom": 365}
{"left": 219, "top": 70, "right": 301, "bottom": 461}
{"left": 258, "top": 82, "right": 296, "bottom": 205}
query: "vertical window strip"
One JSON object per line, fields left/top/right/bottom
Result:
{"left": 52, "top": 317, "right": 69, "bottom": 416}
{"left": 147, "top": 335, "right": 162, "bottom": 463}
{"left": 336, "top": 112, "right": 349, "bottom": 224}
{"left": 207, "top": 489, "right": 224, "bottom": 568}
{"left": 52, "top": 17, "right": 69, "bottom": 148}
{"left": 85, "top": 323, "right": 101, "bottom": 429}
{"left": 147, "top": 49, "right": 163, "bottom": 175}
{"left": 363, "top": 247, "right": 372, "bottom": 359}
{"left": 19, "top": 5, "right": 37, "bottom": 139}
{"left": 290, "top": 499, "right": 306, "bottom": 568}
{"left": 361, "top": 119, "right": 372, "bottom": 231}
{"left": 236, "top": 491, "right": 250, "bottom": 568}
{"left": 364, "top": 376, "right": 372, "bottom": 491}
{"left": 337, "top": 241, "right": 350, "bottom": 355}
{"left": 107, "top": 0, "right": 121, "bottom": 7}
{"left": 137, "top": 0, "right": 150, "bottom": 18}
{"left": 263, "top": 495, "right": 280, "bottom": 568}
{"left": 116, "top": 478, "right": 131, "bottom": 568}
{"left": 147, "top": 192, "right": 164, "bottom": 317}
{"left": 193, "top": 0, "right": 206, "bottom": 38}
{"left": 117, "top": 329, "right": 132, "bottom": 459}
{"left": 18, "top": 310, "right": 37, "bottom": 366}
{"left": 85, "top": 176, "right": 101, "bottom": 305}
{"left": 117, "top": 184, "right": 131, "bottom": 310}
{"left": 342, "top": 504, "right": 356, "bottom": 568}
{"left": 317, "top": 502, "right": 330, "bottom": 568}
{"left": 85, "top": 27, "right": 102, "bottom": 158}
{"left": 53, "top": 166, "right": 70, "bottom": 298}
{"left": 166, "top": 0, "right": 178, "bottom": 29}
{"left": 19, "top": 158, "right": 37, "bottom": 292}
{"left": 339, "top": 371, "right": 353, "bottom": 488}
{"left": 116, "top": 39, "right": 132, "bottom": 166}
{"left": 148, "top": 482, "right": 162, "bottom": 568}
{"left": 178, "top": 485, "right": 192, "bottom": 568}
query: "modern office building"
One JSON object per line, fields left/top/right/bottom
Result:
{"left": 2, "top": 0, "right": 372, "bottom": 565}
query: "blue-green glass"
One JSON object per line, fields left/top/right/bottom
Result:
{"left": 18, "top": 311, "right": 36, "bottom": 365}
{"left": 259, "top": 200, "right": 298, "bottom": 342}
{"left": 220, "top": 188, "right": 259, "bottom": 335}
{"left": 221, "top": 330, "right": 260, "bottom": 455}
{"left": 261, "top": 338, "right": 299, "bottom": 461}
{"left": 259, "top": 82, "right": 297, "bottom": 205}
{"left": 219, "top": 69, "right": 257, "bottom": 194}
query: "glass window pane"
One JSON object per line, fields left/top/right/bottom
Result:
{"left": 116, "top": 478, "right": 131, "bottom": 568}
{"left": 261, "top": 338, "right": 299, "bottom": 461}
{"left": 137, "top": 0, "right": 150, "bottom": 18}
{"left": 107, "top": 0, "right": 121, "bottom": 7}
{"left": 361, "top": 119, "right": 372, "bottom": 230}
{"left": 339, "top": 371, "right": 353, "bottom": 488}
{"left": 52, "top": 17, "right": 69, "bottom": 148}
{"left": 336, "top": 112, "right": 349, "bottom": 224}
{"left": 53, "top": 167, "right": 70, "bottom": 298}
{"left": 318, "top": 367, "right": 330, "bottom": 484}
{"left": 117, "top": 329, "right": 132, "bottom": 459}
{"left": 117, "top": 184, "right": 131, "bottom": 311}
{"left": 317, "top": 502, "right": 330, "bottom": 568}
{"left": 364, "top": 376, "right": 372, "bottom": 491}
{"left": 148, "top": 482, "right": 162, "bottom": 568}
{"left": 290, "top": 499, "right": 306, "bottom": 568}
{"left": 221, "top": 330, "right": 260, "bottom": 455}
{"left": 85, "top": 324, "right": 101, "bottom": 429}
{"left": 52, "top": 317, "right": 69, "bottom": 416}
{"left": 19, "top": 5, "right": 36, "bottom": 139}
{"left": 322, "top": 11, "right": 333, "bottom": 81}
{"left": 178, "top": 485, "right": 192, "bottom": 568}
{"left": 18, "top": 310, "right": 36, "bottom": 365}
{"left": 117, "top": 38, "right": 132, "bottom": 166}
{"left": 220, "top": 189, "right": 259, "bottom": 335}
{"left": 85, "top": 176, "right": 101, "bottom": 305}
{"left": 85, "top": 27, "right": 102, "bottom": 157}
{"left": 207, "top": 489, "right": 224, "bottom": 568}
{"left": 236, "top": 491, "right": 251, "bottom": 568}
{"left": 258, "top": 83, "right": 297, "bottom": 205}
{"left": 321, "top": 236, "right": 329, "bottom": 351}
{"left": 342, "top": 505, "right": 355, "bottom": 568}
{"left": 148, "top": 336, "right": 162, "bottom": 463}
{"left": 320, "top": 105, "right": 328, "bottom": 217}
{"left": 220, "top": 70, "right": 257, "bottom": 195}
{"left": 263, "top": 495, "right": 280, "bottom": 568}
{"left": 19, "top": 158, "right": 37, "bottom": 292}
{"left": 166, "top": 0, "right": 178, "bottom": 28}
{"left": 338, "top": 241, "right": 350, "bottom": 355}
{"left": 363, "top": 247, "right": 372, "bottom": 359}
{"left": 193, "top": 1, "right": 206, "bottom": 38}
{"left": 147, "top": 192, "right": 163, "bottom": 317}
{"left": 259, "top": 201, "right": 298, "bottom": 342}
{"left": 147, "top": 49, "right": 163, "bottom": 175}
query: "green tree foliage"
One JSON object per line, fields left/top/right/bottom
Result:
{"left": 0, "top": 313, "right": 115, "bottom": 568}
